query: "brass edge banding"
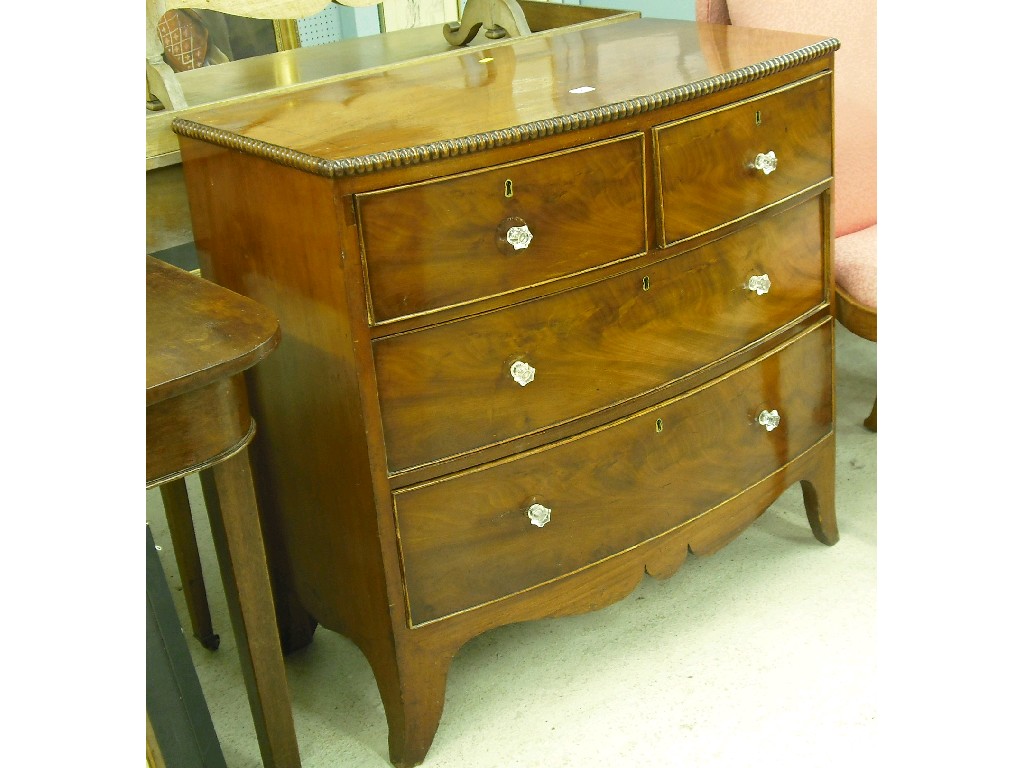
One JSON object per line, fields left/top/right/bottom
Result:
{"left": 361, "top": 133, "right": 646, "bottom": 327}
{"left": 662, "top": 178, "right": 833, "bottom": 249}
{"left": 384, "top": 297, "right": 831, "bottom": 478}
{"left": 392, "top": 317, "right": 831, "bottom": 490}
{"left": 404, "top": 426, "right": 836, "bottom": 628}
{"left": 172, "top": 39, "right": 839, "bottom": 178}
{"left": 372, "top": 246, "right": 646, "bottom": 333}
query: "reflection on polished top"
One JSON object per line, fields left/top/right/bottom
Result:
{"left": 146, "top": 256, "right": 281, "bottom": 407}
{"left": 172, "top": 18, "right": 838, "bottom": 177}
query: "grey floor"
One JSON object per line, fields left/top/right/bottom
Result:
{"left": 146, "top": 323, "right": 877, "bottom": 768}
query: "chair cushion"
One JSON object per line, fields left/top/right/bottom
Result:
{"left": 833, "top": 225, "right": 876, "bottom": 310}
{"left": 705, "top": 1, "right": 876, "bottom": 237}
{"left": 695, "top": 0, "right": 731, "bottom": 24}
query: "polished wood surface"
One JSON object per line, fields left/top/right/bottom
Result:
{"left": 145, "top": 3, "right": 638, "bottom": 274}
{"left": 146, "top": 256, "right": 280, "bottom": 407}
{"left": 149, "top": 24, "right": 473, "bottom": 161}
{"left": 396, "top": 321, "right": 832, "bottom": 625}
{"left": 146, "top": 378, "right": 252, "bottom": 485}
{"left": 374, "top": 196, "right": 825, "bottom": 472}
{"left": 146, "top": 2, "right": 637, "bottom": 165}
{"left": 654, "top": 72, "right": 833, "bottom": 245}
{"left": 357, "top": 134, "right": 646, "bottom": 323}
{"left": 147, "top": 0, "right": 431, "bottom": 153}
{"left": 146, "top": 257, "right": 300, "bottom": 768}
{"left": 172, "top": 19, "right": 833, "bottom": 171}
{"left": 175, "top": 19, "right": 840, "bottom": 767}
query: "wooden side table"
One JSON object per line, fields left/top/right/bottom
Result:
{"left": 146, "top": 255, "right": 301, "bottom": 768}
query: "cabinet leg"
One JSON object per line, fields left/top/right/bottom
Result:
{"left": 800, "top": 441, "right": 839, "bottom": 546}
{"left": 370, "top": 644, "right": 455, "bottom": 768}
{"left": 273, "top": 586, "right": 318, "bottom": 655}
{"left": 204, "top": 466, "right": 318, "bottom": 655}
{"left": 864, "top": 397, "right": 877, "bottom": 432}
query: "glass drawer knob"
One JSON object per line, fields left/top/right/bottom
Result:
{"left": 758, "top": 409, "right": 781, "bottom": 432}
{"left": 510, "top": 360, "right": 535, "bottom": 386}
{"left": 527, "top": 503, "right": 552, "bottom": 528}
{"left": 753, "top": 150, "right": 778, "bottom": 175}
{"left": 746, "top": 274, "right": 771, "bottom": 295}
{"left": 506, "top": 223, "right": 534, "bottom": 250}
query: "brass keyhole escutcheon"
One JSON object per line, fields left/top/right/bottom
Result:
{"left": 755, "top": 109, "right": 762, "bottom": 126}
{"left": 642, "top": 275, "right": 651, "bottom": 292}
{"left": 656, "top": 418, "right": 664, "bottom": 433}
{"left": 505, "top": 179, "right": 514, "bottom": 198}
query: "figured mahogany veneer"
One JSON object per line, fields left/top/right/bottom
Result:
{"left": 174, "top": 17, "right": 840, "bottom": 768}
{"left": 374, "top": 197, "right": 825, "bottom": 473}
{"left": 357, "top": 134, "right": 646, "bottom": 324}
{"left": 396, "top": 321, "right": 832, "bottom": 625}
{"left": 655, "top": 72, "right": 833, "bottom": 246}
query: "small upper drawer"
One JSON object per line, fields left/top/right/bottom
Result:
{"left": 654, "top": 73, "right": 832, "bottom": 246}
{"left": 393, "top": 321, "right": 833, "bottom": 626}
{"left": 373, "top": 196, "right": 825, "bottom": 473}
{"left": 355, "top": 134, "right": 647, "bottom": 324}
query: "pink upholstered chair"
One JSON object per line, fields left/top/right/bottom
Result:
{"left": 696, "top": 0, "right": 877, "bottom": 431}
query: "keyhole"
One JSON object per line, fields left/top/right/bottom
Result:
{"left": 656, "top": 418, "right": 664, "bottom": 433}
{"left": 505, "top": 179, "right": 514, "bottom": 198}
{"left": 755, "top": 110, "right": 762, "bottom": 126}
{"left": 642, "top": 275, "right": 651, "bottom": 292}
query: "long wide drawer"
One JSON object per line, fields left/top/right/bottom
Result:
{"left": 654, "top": 73, "right": 832, "bottom": 246}
{"left": 394, "top": 320, "right": 833, "bottom": 626}
{"left": 355, "top": 133, "right": 646, "bottom": 324}
{"left": 374, "top": 196, "right": 825, "bottom": 472}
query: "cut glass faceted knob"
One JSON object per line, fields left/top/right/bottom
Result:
{"left": 746, "top": 274, "right": 771, "bottom": 295}
{"left": 758, "top": 409, "right": 781, "bottom": 432}
{"left": 506, "top": 224, "right": 534, "bottom": 250}
{"left": 753, "top": 150, "right": 778, "bottom": 175}
{"left": 527, "top": 503, "right": 552, "bottom": 528}
{"left": 510, "top": 360, "right": 536, "bottom": 386}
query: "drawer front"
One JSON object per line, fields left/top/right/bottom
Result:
{"left": 654, "top": 73, "right": 832, "bottom": 246}
{"left": 395, "top": 321, "right": 833, "bottom": 626}
{"left": 356, "top": 134, "right": 646, "bottom": 324}
{"left": 374, "top": 197, "right": 825, "bottom": 472}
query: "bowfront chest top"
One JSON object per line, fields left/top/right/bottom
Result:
{"left": 174, "top": 17, "right": 841, "bottom": 767}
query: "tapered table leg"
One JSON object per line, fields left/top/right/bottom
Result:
{"left": 160, "top": 477, "right": 220, "bottom": 650}
{"left": 201, "top": 448, "right": 302, "bottom": 768}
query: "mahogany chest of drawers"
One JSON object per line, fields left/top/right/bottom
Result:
{"left": 174, "top": 17, "right": 841, "bottom": 767}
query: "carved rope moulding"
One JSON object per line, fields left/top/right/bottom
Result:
{"left": 171, "top": 39, "right": 839, "bottom": 178}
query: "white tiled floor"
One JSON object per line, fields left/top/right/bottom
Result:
{"left": 146, "top": 324, "right": 877, "bottom": 768}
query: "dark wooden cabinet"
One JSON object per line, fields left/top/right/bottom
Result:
{"left": 174, "top": 17, "right": 840, "bottom": 767}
